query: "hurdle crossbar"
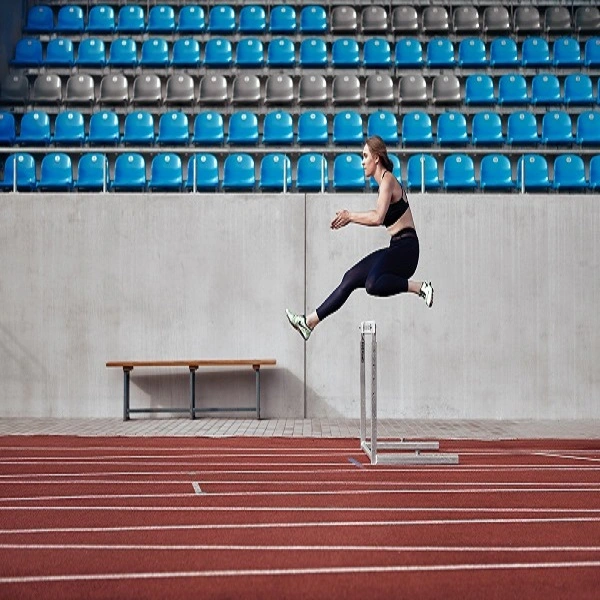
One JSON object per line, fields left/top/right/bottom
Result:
{"left": 359, "top": 320, "right": 459, "bottom": 466}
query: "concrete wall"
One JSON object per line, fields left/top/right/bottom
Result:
{"left": 0, "top": 192, "right": 598, "bottom": 420}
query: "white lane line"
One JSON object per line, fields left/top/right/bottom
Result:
{"left": 1, "top": 517, "right": 600, "bottom": 533}
{"left": 191, "top": 482, "right": 203, "bottom": 495}
{"left": 534, "top": 452, "right": 600, "bottom": 463}
{"left": 2, "top": 561, "right": 600, "bottom": 584}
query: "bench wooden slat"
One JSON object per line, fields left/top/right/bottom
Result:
{"left": 106, "top": 359, "right": 276, "bottom": 369}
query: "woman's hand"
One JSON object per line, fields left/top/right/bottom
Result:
{"left": 331, "top": 209, "right": 351, "bottom": 229}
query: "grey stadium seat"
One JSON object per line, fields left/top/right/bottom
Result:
{"left": 544, "top": 6, "right": 572, "bottom": 33}
{"left": 32, "top": 73, "right": 62, "bottom": 104}
{"left": 398, "top": 74, "right": 428, "bottom": 104}
{"left": 132, "top": 74, "right": 162, "bottom": 105}
{"left": 365, "top": 74, "right": 394, "bottom": 105}
{"left": 432, "top": 74, "right": 462, "bottom": 104}
{"left": 265, "top": 74, "right": 294, "bottom": 105}
{"left": 65, "top": 73, "right": 95, "bottom": 105}
{"left": 0, "top": 73, "right": 30, "bottom": 104}
{"left": 391, "top": 6, "right": 418, "bottom": 33}
{"left": 232, "top": 74, "right": 261, "bottom": 105}
{"left": 422, "top": 6, "right": 449, "bottom": 33}
{"left": 198, "top": 74, "right": 228, "bottom": 104}
{"left": 514, "top": 7, "right": 542, "bottom": 34}
{"left": 298, "top": 74, "right": 328, "bottom": 105}
{"left": 482, "top": 6, "right": 511, "bottom": 33}
{"left": 165, "top": 73, "right": 196, "bottom": 105}
{"left": 453, "top": 6, "right": 480, "bottom": 33}
{"left": 331, "top": 6, "right": 358, "bottom": 33}
{"left": 574, "top": 7, "right": 600, "bottom": 33}
{"left": 361, "top": 6, "right": 388, "bottom": 33}
{"left": 332, "top": 74, "right": 361, "bottom": 105}
{"left": 99, "top": 73, "right": 130, "bottom": 105}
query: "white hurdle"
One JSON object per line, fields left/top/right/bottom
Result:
{"left": 359, "top": 321, "right": 459, "bottom": 465}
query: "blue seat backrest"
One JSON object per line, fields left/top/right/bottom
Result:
{"left": 401, "top": 111, "right": 433, "bottom": 145}
{"left": 443, "top": 154, "right": 476, "bottom": 189}
{"left": 193, "top": 111, "right": 224, "bottom": 145}
{"left": 263, "top": 110, "right": 294, "bottom": 145}
{"left": 300, "top": 5, "right": 327, "bottom": 33}
{"left": 25, "top": 5, "right": 54, "bottom": 33}
{"left": 296, "top": 153, "right": 328, "bottom": 190}
{"left": 177, "top": 6, "right": 205, "bottom": 33}
{"left": 38, "top": 152, "right": 73, "bottom": 190}
{"left": 480, "top": 154, "right": 514, "bottom": 190}
{"left": 88, "top": 110, "right": 120, "bottom": 145}
{"left": 87, "top": 5, "right": 115, "bottom": 33}
{"left": 297, "top": 110, "right": 328, "bottom": 145}
{"left": 394, "top": 38, "right": 424, "bottom": 67}
{"left": 223, "top": 153, "right": 256, "bottom": 190}
{"left": 406, "top": 154, "right": 440, "bottom": 190}
{"left": 208, "top": 5, "right": 236, "bottom": 33}
{"left": 553, "top": 154, "right": 587, "bottom": 189}
{"left": 269, "top": 6, "right": 297, "bottom": 33}
{"left": 17, "top": 110, "right": 51, "bottom": 145}
{"left": 239, "top": 5, "right": 267, "bottom": 33}
{"left": 333, "top": 153, "right": 365, "bottom": 190}
{"left": 56, "top": 5, "right": 84, "bottom": 33}
{"left": 259, "top": 153, "right": 292, "bottom": 190}
{"left": 117, "top": 5, "right": 145, "bottom": 33}
{"left": 112, "top": 153, "right": 147, "bottom": 191}
{"left": 148, "top": 5, "right": 176, "bottom": 33}
{"left": 0, "top": 112, "right": 16, "bottom": 144}
{"left": 1, "top": 153, "right": 37, "bottom": 190}
{"left": 149, "top": 153, "right": 183, "bottom": 190}
{"left": 76, "top": 153, "right": 109, "bottom": 191}
{"left": 54, "top": 110, "right": 85, "bottom": 145}
{"left": 367, "top": 110, "right": 399, "bottom": 145}
{"left": 186, "top": 153, "right": 219, "bottom": 190}
{"left": 123, "top": 110, "right": 155, "bottom": 145}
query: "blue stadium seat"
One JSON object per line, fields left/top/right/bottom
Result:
{"left": 53, "top": 110, "right": 85, "bottom": 145}
{"left": 116, "top": 5, "right": 145, "bottom": 34}
{"left": 367, "top": 111, "right": 399, "bottom": 145}
{"left": 584, "top": 37, "right": 600, "bottom": 67}
{"left": 507, "top": 111, "right": 540, "bottom": 145}
{"left": 108, "top": 38, "right": 138, "bottom": 68}
{"left": 443, "top": 154, "right": 477, "bottom": 190}
{"left": 531, "top": 74, "right": 562, "bottom": 106}
{"left": 489, "top": 37, "right": 518, "bottom": 67}
{"left": 0, "top": 153, "right": 37, "bottom": 191}
{"left": 394, "top": 38, "right": 424, "bottom": 68}
{"left": 406, "top": 154, "right": 440, "bottom": 191}
{"left": 239, "top": 5, "right": 266, "bottom": 33}
{"left": 259, "top": 153, "right": 292, "bottom": 191}
{"left": 299, "top": 38, "right": 328, "bottom": 67}
{"left": 186, "top": 153, "right": 219, "bottom": 191}
{"left": 480, "top": 154, "right": 514, "bottom": 191}
{"left": 437, "top": 112, "right": 468, "bottom": 146}
{"left": 263, "top": 110, "right": 294, "bottom": 145}
{"left": 541, "top": 111, "right": 573, "bottom": 145}
{"left": 300, "top": 5, "right": 328, "bottom": 33}
{"left": 426, "top": 37, "right": 455, "bottom": 68}
{"left": 0, "top": 112, "right": 16, "bottom": 145}
{"left": 553, "top": 37, "right": 582, "bottom": 67}
{"left": 147, "top": 5, "right": 176, "bottom": 34}
{"left": 12, "top": 38, "right": 43, "bottom": 68}
{"left": 75, "top": 153, "right": 109, "bottom": 192}
{"left": 465, "top": 74, "right": 496, "bottom": 105}
{"left": 332, "top": 38, "right": 360, "bottom": 68}
{"left": 552, "top": 154, "right": 587, "bottom": 190}
{"left": 86, "top": 5, "right": 115, "bottom": 33}
{"left": 516, "top": 155, "right": 550, "bottom": 191}
{"left": 235, "top": 38, "right": 264, "bottom": 67}
{"left": 204, "top": 38, "right": 233, "bottom": 67}
{"left": 458, "top": 38, "right": 488, "bottom": 67}
{"left": 56, "top": 6, "right": 84, "bottom": 33}
{"left": 122, "top": 110, "right": 155, "bottom": 145}
{"left": 333, "top": 154, "right": 365, "bottom": 190}
{"left": 564, "top": 74, "right": 594, "bottom": 105}
{"left": 589, "top": 156, "right": 600, "bottom": 190}
{"left": 76, "top": 38, "right": 106, "bottom": 68}
{"left": 401, "top": 111, "right": 433, "bottom": 146}
{"left": 17, "top": 110, "right": 51, "bottom": 145}
{"left": 332, "top": 111, "right": 364, "bottom": 145}
{"left": 88, "top": 110, "right": 120, "bottom": 146}
{"left": 193, "top": 111, "right": 224, "bottom": 145}
{"left": 223, "top": 153, "right": 256, "bottom": 190}
{"left": 269, "top": 6, "right": 296, "bottom": 33}
{"left": 177, "top": 6, "right": 205, "bottom": 33}
{"left": 498, "top": 74, "right": 529, "bottom": 105}
{"left": 296, "top": 153, "right": 328, "bottom": 191}
{"left": 45, "top": 38, "right": 75, "bottom": 67}
{"left": 38, "top": 153, "right": 73, "bottom": 191}
{"left": 25, "top": 5, "right": 54, "bottom": 33}
{"left": 522, "top": 37, "right": 551, "bottom": 67}
{"left": 148, "top": 153, "right": 183, "bottom": 191}
{"left": 140, "top": 38, "right": 170, "bottom": 68}
{"left": 370, "top": 154, "right": 401, "bottom": 189}
{"left": 576, "top": 112, "right": 600, "bottom": 145}
{"left": 157, "top": 111, "right": 189, "bottom": 145}
{"left": 471, "top": 112, "right": 505, "bottom": 145}
{"left": 363, "top": 38, "right": 392, "bottom": 68}
{"left": 267, "top": 37, "right": 296, "bottom": 67}
{"left": 297, "top": 110, "right": 328, "bottom": 145}
{"left": 227, "top": 111, "right": 259, "bottom": 145}
{"left": 172, "top": 38, "right": 201, "bottom": 68}
{"left": 112, "top": 153, "right": 147, "bottom": 191}
{"left": 208, "top": 5, "right": 236, "bottom": 33}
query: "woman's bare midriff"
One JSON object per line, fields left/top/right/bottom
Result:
{"left": 386, "top": 206, "right": 416, "bottom": 237}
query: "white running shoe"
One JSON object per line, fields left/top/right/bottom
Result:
{"left": 419, "top": 281, "right": 434, "bottom": 308}
{"left": 285, "top": 309, "right": 312, "bottom": 341}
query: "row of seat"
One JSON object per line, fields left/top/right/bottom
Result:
{"left": 4, "top": 108, "right": 599, "bottom": 148}
{"left": 12, "top": 35, "right": 600, "bottom": 69}
{"left": 2, "top": 150, "right": 598, "bottom": 192}
{"left": 23, "top": 4, "right": 600, "bottom": 36}
{"left": 4, "top": 70, "right": 600, "bottom": 109}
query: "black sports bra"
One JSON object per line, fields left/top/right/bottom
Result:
{"left": 381, "top": 171, "right": 410, "bottom": 227}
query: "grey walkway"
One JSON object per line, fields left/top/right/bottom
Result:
{"left": 0, "top": 418, "right": 599, "bottom": 439}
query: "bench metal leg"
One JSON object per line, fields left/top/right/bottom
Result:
{"left": 123, "top": 367, "right": 133, "bottom": 421}
{"left": 189, "top": 367, "right": 197, "bottom": 420}
{"left": 254, "top": 365, "right": 261, "bottom": 420}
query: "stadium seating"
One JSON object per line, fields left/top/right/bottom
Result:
{"left": 223, "top": 153, "right": 256, "bottom": 190}
{"left": 88, "top": 110, "right": 120, "bottom": 146}
{"left": 207, "top": 5, "right": 236, "bottom": 33}
{"left": 516, "top": 155, "right": 550, "bottom": 191}
{"left": 402, "top": 111, "right": 433, "bottom": 146}
{"left": 552, "top": 154, "right": 587, "bottom": 190}
{"left": 296, "top": 153, "right": 329, "bottom": 191}
{"left": 239, "top": 5, "right": 267, "bottom": 33}
{"left": 25, "top": 5, "right": 54, "bottom": 34}
{"left": 148, "top": 153, "right": 183, "bottom": 192}
{"left": 112, "top": 153, "right": 147, "bottom": 191}
{"left": 186, "top": 153, "right": 219, "bottom": 191}
{"left": 0, "top": 153, "right": 37, "bottom": 191}
{"left": 76, "top": 38, "right": 106, "bottom": 68}
{"left": 45, "top": 38, "right": 74, "bottom": 67}
{"left": 507, "top": 112, "right": 540, "bottom": 145}
{"left": 87, "top": 5, "right": 115, "bottom": 34}
{"left": 443, "top": 154, "right": 477, "bottom": 190}
{"left": 227, "top": 111, "right": 259, "bottom": 145}
{"left": 406, "top": 154, "right": 440, "bottom": 190}
{"left": 193, "top": 111, "right": 224, "bottom": 146}
{"left": 367, "top": 111, "right": 399, "bottom": 146}
{"left": 53, "top": 110, "right": 85, "bottom": 146}
{"left": 471, "top": 112, "right": 505, "bottom": 146}
{"left": 75, "top": 153, "right": 109, "bottom": 192}
{"left": 297, "top": 110, "right": 328, "bottom": 145}
{"left": 480, "top": 154, "right": 515, "bottom": 191}
{"left": 177, "top": 6, "right": 205, "bottom": 33}
{"left": 333, "top": 154, "right": 365, "bottom": 190}
{"left": 576, "top": 112, "right": 600, "bottom": 146}
{"left": 332, "top": 111, "right": 364, "bottom": 145}
{"left": 38, "top": 153, "right": 73, "bottom": 191}
{"left": 299, "top": 38, "right": 328, "bottom": 67}
{"left": 541, "top": 112, "right": 574, "bottom": 145}
{"left": 156, "top": 111, "right": 189, "bottom": 146}
{"left": 300, "top": 6, "right": 327, "bottom": 33}
{"left": 56, "top": 6, "right": 84, "bottom": 33}
{"left": 17, "top": 110, "right": 51, "bottom": 145}
{"left": 589, "top": 156, "right": 600, "bottom": 191}
{"left": 259, "top": 153, "right": 292, "bottom": 191}
{"left": 394, "top": 38, "right": 424, "bottom": 68}
{"left": 147, "top": 5, "right": 176, "bottom": 34}
{"left": 262, "top": 110, "right": 294, "bottom": 145}
{"left": 436, "top": 112, "right": 468, "bottom": 146}
{"left": 235, "top": 38, "right": 264, "bottom": 68}
{"left": 0, "top": 112, "right": 16, "bottom": 145}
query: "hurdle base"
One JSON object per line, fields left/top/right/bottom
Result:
{"left": 361, "top": 441, "right": 459, "bottom": 465}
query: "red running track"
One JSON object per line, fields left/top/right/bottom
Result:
{"left": 0, "top": 436, "right": 599, "bottom": 599}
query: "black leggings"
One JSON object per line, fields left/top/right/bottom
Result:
{"left": 315, "top": 232, "right": 420, "bottom": 321}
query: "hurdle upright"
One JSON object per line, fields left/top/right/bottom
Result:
{"left": 359, "top": 320, "right": 459, "bottom": 465}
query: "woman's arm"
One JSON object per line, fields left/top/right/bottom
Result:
{"left": 330, "top": 179, "right": 392, "bottom": 229}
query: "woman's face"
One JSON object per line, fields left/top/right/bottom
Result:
{"left": 362, "top": 143, "right": 378, "bottom": 178}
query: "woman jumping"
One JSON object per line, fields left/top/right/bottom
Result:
{"left": 286, "top": 135, "right": 433, "bottom": 342}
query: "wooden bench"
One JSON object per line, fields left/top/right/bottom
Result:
{"left": 106, "top": 359, "right": 276, "bottom": 421}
